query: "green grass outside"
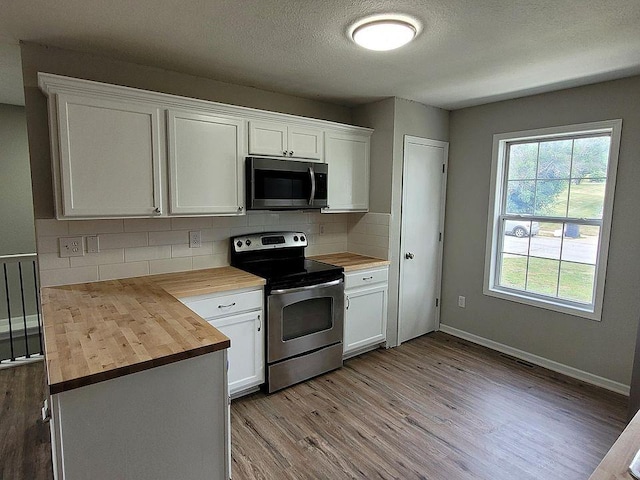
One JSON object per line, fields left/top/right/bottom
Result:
{"left": 500, "top": 256, "right": 595, "bottom": 304}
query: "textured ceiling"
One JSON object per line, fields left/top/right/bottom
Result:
{"left": 1, "top": 0, "right": 640, "bottom": 109}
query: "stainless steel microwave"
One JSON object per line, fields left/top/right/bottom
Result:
{"left": 246, "top": 157, "right": 328, "bottom": 210}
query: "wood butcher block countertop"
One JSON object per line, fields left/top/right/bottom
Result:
{"left": 41, "top": 266, "right": 265, "bottom": 395}
{"left": 311, "top": 252, "right": 390, "bottom": 271}
{"left": 589, "top": 410, "right": 640, "bottom": 479}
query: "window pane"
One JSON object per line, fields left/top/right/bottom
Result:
{"left": 526, "top": 257, "right": 559, "bottom": 296}
{"left": 534, "top": 180, "right": 569, "bottom": 216}
{"left": 500, "top": 254, "right": 527, "bottom": 290}
{"left": 508, "top": 143, "right": 538, "bottom": 180}
{"left": 529, "top": 222, "right": 561, "bottom": 259}
{"left": 558, "top": 262, "right": 595, "bottom": 304}
{"left": 571, "top": 136, "right": 610, "bottom": 180}
{"left": 503, "top": 219, "right": 533, "bottom": 255}
{"left": 567, "top": 181, "right": 605, "bottom": 219}
{"left": 561, "top": 225, "right": 600, "bottom": 264}
{"left": 506, "top": 180, "right": 535, "bottom": 214}
{"left": 537, "top": 140, "right": 572, "bottom": 179}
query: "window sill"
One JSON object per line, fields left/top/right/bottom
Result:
{"left": 483, "top": 286, "right": 601, "bottom": 321}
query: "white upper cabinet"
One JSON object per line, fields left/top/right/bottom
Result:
{"left": 167, "top": 110, "right": 245, "bottom": 215}
{"left": 324, "top": 131, "right": 370, "bottom": 212}
{"left": 39, "top": 73, "right": 372, "bottom": 219}
{"left": 55, "top": 93, "right": 163, "bottom": 218}
{"left": 249, "top": 120, "right": 323, "bottom": 160}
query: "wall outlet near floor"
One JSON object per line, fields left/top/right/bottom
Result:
{"left": 59, "top": 237, "right": 84, "bottom": 258}
{"left": 458, "top": 296, "right": 466, "bottom": 308}
{"left": 86, "top": 235, "right": 100, "bottom": 253}
{"left": 189, "top": 230, "right": 201, "bottom": 248}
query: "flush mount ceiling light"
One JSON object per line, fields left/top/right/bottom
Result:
{"left": 351, "top": 17, "right": 418, "bottom": 51}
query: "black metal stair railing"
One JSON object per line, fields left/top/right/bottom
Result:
{"left": 0, "top": 253, "right": 43, "bottom": 363}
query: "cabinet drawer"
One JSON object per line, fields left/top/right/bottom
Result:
{"left": 182, "top": 289, "right": 263, "bottom": 320}
{"left": 344, "top": 267, "right": 388, "bottom": 290}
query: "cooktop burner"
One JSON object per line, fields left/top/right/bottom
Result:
{"left": 230, "top": 231, "right": 343, "bottom": 290}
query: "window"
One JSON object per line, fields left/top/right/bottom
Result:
{"left": 484, "top": 120, "right": 622, "bottom": 320}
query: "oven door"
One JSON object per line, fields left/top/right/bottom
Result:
{"left": 267, "top": 278, "right": 344, "bottom": 363}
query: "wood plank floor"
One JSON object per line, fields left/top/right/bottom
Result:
{"left": 231, "top": 332, "right": 627, "bottom": 480}
{"left": 0, "top": 361, "right": 53, "bottom": 480}
{"left": 0, "top": 332, "right": 627, "bottom": 479}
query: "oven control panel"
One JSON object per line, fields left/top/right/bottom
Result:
{"left": 231, "top": 231, "right": 308, "bottom": 252}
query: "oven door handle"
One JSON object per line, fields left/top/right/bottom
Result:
{"left": 270, "top": 278, "right": 342, "bottom": 295}
{"left": 308, "top": 165, "right": 316, "bottom": 206}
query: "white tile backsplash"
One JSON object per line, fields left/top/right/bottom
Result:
{"left": 35, "top": 211, "right": 387, "bottom": 287}
{"left": 124, "top": 245, "right": 172, "bottom": 262}
{"left": 70, "top": 249, "right": 125, "bottom": 267}
{"left": 98, "top": 261, "right": 150, "bottom": 281}
{"left": 149, "top": 257, "right": 193, "bottom": 275}
{"left": 99, "top": 232, "right": 148, "bottom": 249}
{"left": 347, "top": 213, "right": 391, "bottom": 260}
{"left": 68, "top": 219, "right": 124, "bottom": 235}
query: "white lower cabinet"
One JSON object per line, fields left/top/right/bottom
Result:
{"left": 211, "top": 310, "right": 264, "bottom": 396}
{"left": 50, "top": 351, "right": 230, "bottom": 480}
{"left": 343, "top": 267, "right": 388, "bottom": 358}
{"left": 181, "top": 288, "right": 264, "bottom": 397}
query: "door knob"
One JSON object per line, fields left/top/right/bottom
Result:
{"left": 405, "top": 252, "right": 415, "bottom": 259}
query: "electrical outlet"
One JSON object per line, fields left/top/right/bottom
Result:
{"left": 189, "top": 230, "right": 201, "bottom": 248}
{"left": 59, "top": 237, "right": 84, "bottom": 258}
{"left": 458, "top": 296, "right": 466, "bottom": 308}
{"left": 86, "top": 235, "right": 100, "bottom": 253}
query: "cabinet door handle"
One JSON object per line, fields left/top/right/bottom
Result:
{"left": 153, "top": 207, "right": 161, "bottom": 214}
{"left": 346, "top": 295, "right": 350, "bottom": 310}
{"left": 217, "top": 302, "right": 236, "bottom": 309}
{"left": 362, "top": 276, "right": 373, "bottom": 281}
{"left": 283, "top": 150, "right": 287, "bottom": 156}
{"left": 257, "top": 314, "right": 261, "bottom": 332}
{"left": 289, "top": 151, "right": 294, "bottom": 156}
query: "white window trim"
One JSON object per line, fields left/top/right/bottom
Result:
{"left": 483, "top": 119, "right": 622, "bottom": 321}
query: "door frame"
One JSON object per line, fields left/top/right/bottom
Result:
{"left": 397, "top": 135, "right": 449, "bottom": 345}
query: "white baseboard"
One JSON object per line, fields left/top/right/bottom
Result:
{"left": 438, "top": 324, "right": 630, "bottom": 396}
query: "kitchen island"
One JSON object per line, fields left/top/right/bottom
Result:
{"left": 41, "top": 267, "right": 265, "bottom": 480}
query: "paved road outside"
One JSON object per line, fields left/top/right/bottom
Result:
{"left": 503, "top": 235, "right": 597, "bottom": 264}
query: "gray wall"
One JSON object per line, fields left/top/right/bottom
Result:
{"left": 352, "top": 98, "right": 395, "bottom": 214}
{"left": 388, "top": 98, "right": 449, "bottom": 347}
{"left": 20, "top": 42, "right": 353, "bottom": 219}
{"left": 354, "top": 98, "right": 449, "bottom": 347}
{"left": 0, "top": 104, "right": 36, "bottom": 254}
{"left": 441, "top": 75, "right": 640, "bottom": 385}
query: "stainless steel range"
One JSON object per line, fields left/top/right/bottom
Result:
{"left": 230, "top": 231, "right": 344, "bottom": 393}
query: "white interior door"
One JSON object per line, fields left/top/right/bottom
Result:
{"left": 398, "top": 136, "right": 448, "bottom": 344}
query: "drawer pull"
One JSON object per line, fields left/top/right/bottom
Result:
{"left": 218, "top": 302, "right": 236, "bottom": 309}
{"left": 362, "top": 276, "right": 374, "bottom": 281}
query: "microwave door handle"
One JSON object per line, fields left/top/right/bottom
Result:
{"left": 308, "top": 165, "right": 316, "bottom": 206}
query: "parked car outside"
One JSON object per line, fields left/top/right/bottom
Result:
{"left": 505, "top": 220, "right": 540, "bottom": 238}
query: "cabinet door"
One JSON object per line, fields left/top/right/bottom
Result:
{"left": 324, "top": 132, "right": 370, "bottom": 212}
{"left": 287, "top": 126, "right": 323, "bottom": 160}
{"left": 248, "top": 120, "right": 287, "bottom": 157}
{"left": 56, "top": 93, "right": 163, "bottom": 217}
{"left": 168, "top": 110, "right": 245, "bottom": 215}
{"left": 210, "top": 310, "right": 264, "bottom": 396}
{"left": 344, "top": 284, "right": 387, "bottom": 356}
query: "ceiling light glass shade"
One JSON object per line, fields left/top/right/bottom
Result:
{"left": 352, "top": 19, "right": 417, "bottom": 51}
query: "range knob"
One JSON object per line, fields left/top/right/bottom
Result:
{"left": 300, "top": 235, "right": 306, "bottom": 242}
{"left": 293, "top": 235, "right": 299, "bottom": 242}
{"left": 236, "top": 240, "right": 242, "bottom": 248}
{"left": 245, "top": 239, "right": 252, "bottom": 246}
